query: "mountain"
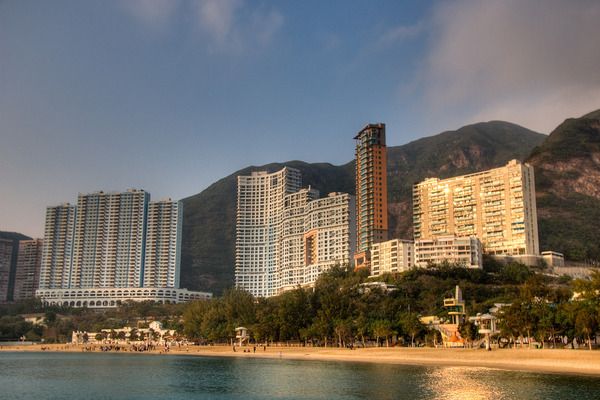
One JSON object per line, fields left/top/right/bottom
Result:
{"left": 181, "top": 121, "right": 545, "bottom": 294}
{"left": 386, "top": 121, "right": 547, "bottom": 239}
{"left": 526, "top": 109, "right": 600, "bottom": 262}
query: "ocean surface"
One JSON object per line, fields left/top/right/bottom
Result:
{"left": 1, "top": 352, "right": 599, "bottom": 400}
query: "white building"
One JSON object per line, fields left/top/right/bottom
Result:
{"left": 235, "top": 168, "right": 355, "bottom": 297}
{"left": 37, "top": 190, "right": 210, "bottom": 307}
{"left": 40, "top": 204, "right": 76, "bottom": 289}
{"left": 370, "top": 239, "right": 414, "bottom": 277}
{"left": 281, "top": 191, "right": 355, "bottom": 293}
{"left": 278, "top": 188, "right": 319, "bottom": 292}
{"left": 415, "top": 236, "right": 482, "bottom": 269}
{"left": 144, "top": 200, "right": 182, "bottom": 288}
{"left": 70, "top": 190, "right": 149, "bottom": 288}
{"left": 235, "top": 167, "right": 302, "bottom": 297}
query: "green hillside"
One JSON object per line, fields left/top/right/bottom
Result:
{"left": 527, "top": 109, "right": 600, "bottom": 262}
{"left": 181, "top": 121, "right": 545, "bottom": 294}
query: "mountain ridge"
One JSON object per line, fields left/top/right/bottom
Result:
{"left": 181, "top": 120, "right": 546, "bottom": 294}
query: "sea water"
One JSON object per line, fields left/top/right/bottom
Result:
{"left": 0, "top": 352, "right": 598, "bottom": 399}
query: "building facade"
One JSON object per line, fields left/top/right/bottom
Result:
{"left": 277, "top": 187, "right": 319, "bottom": 292}
{"left": 415, "top": 236, "right": 482, "bottom": 269}
{"left": 280, "top": 191, "right": 356, "bottom": 293}
{"left": 70, "top": 190, "right": 149, "bottom": 289}
{"left": 143, "top": 200, "right": 182, "bottom": 288}
{"left": 14, "top": 239, "right": 43, "bottom": 301}
{"left": 370, "top": 239, "right": 414, "bottom": 277}
{"left": 37, "top": 190, "right": 209, "bottom": 307}
{"left": 40, "top": 204, "right": 76, "bottom": 289}
{"left": 235, "top": 168, "right": 355, "bottom": 297}
{"left": 413, "top": 160, "right": 539, "bottom": 257}
{"left": 354, "top": 123, "right": 388, "bottom": 269}
{"left": 235, "top": 168, "right": 302, "bottom": 297}
{"left": 0, "top": 239, "right": 14, "bottom": 303}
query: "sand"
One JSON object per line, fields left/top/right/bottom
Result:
{"left": 3, "top": 343, "right": 600, "bottom": 376}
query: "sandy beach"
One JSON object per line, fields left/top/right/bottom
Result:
{"left": 3, "top": 344, "right": 600, "bottom": 376}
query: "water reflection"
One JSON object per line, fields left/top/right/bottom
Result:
{"left": 1, "top": 353, "right": 600, "bottom": 400}
{"left": 425, "top": 367, "right": 508, "bottom": 400}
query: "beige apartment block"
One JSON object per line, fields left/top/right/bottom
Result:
{"left": 415, "top": 236, "right": 483, "bottom": 269}
{"left": 413, "top": 160, "right": 539, "bottom": 256}
{"left": 370, "top": 239, "right": 414, "bottom": 277}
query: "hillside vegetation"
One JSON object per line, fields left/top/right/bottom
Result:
{"left": 181, "top": 122, "right": 545, "bottom": 293}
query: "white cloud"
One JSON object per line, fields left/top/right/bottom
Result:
{"left": 421, "top": 0, "right": 600, "bottom": 133}
{"left": 192, "top": 0, "right": 283, "bottom": 54}
{"left": 121, "top": 0, "right": 283, "bottom": 54}
{"left": 193, "top": 0, "right": 242, "bottom": 46}
{"left": 120, "top": 0, "right": 180, "bottom": 29}
{"left": 378, "top": 22, "right": 424, "bottom": 47}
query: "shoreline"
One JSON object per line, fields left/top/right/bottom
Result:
{"left": 3, "top": 344, "right": 600, "bottom": 376}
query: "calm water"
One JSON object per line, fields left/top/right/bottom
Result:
{"left": 1, "top": 352, "right": 599, "bottom": 400}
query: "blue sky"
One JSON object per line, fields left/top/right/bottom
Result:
{"left": 2, "top": 0, "right": 600, "bottom": 237}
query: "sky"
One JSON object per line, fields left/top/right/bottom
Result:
{"left": 2, "top": 0, "right": 600, "bottom": 238}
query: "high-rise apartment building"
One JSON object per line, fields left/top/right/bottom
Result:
{"left": 280, "top": 191, "right": 355, "bottom": 293}
{"left": 278, "top": 187, "right": 319, "bottom": 292}
{"left": 40, "top": 204, "right": 76, "bottom": 289}
{"left": 235, "top": 168, "right": 355, "bottom": 297}
{"left": 354, "top": 123, "right": 388, "bottom": 269}
{"left": 143, "top": 200, "right": 182, "bottom": 288}
{"left": 14, "top": 239, "right": 43, "bottom": 301}
{"left": 370, "top": 239, "right": 414, "bottom": 277}
{"left": 0, "top": 236, "right": 43, "bottom": 302}
{"left": 37, "top": 190, "right": 210, "bottom": 307}
{"left": 71, "top": 190, "right": 149, "bottom": 288}
{"left": 0, "top": 239, "right": 13, "bottom": 303}
{"left": 413, "top": 160, "right": 539, "bottom": 256}
{"left": 236, "top": 168, "right": 302, "bottom": 297}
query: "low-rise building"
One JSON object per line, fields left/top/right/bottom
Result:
{"left": 370, "top": 239, "right": 414, "bottom": 277}
{"left": 415, "top": 236, "right": 482, "bottom": 269}
{"left": 37, "top": 287, "right": 211, "bottom": 308}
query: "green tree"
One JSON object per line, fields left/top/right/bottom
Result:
{"left": 371, "top": 319, "right": 393, "bottom": 347}
{"left": 400, "top": 313, "right": 423, "bottom": 347}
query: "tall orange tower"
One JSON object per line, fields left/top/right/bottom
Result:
{"left": 354, "top": 123, "right": 388, "bottom": 270}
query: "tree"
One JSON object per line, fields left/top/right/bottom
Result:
{"left": 333, "top": 319, "right": 353, "bottom": 348}
{"left": 459, "top": 320, "right": 478, "bottom": 348}
{"left": 371, "top": 319, "right": 393, "bottom": 347}
{"left": 400, "top": 313, "right": 423, "bottom": 347}
{"left": 574, "top": 303, "right": 598, "bottom": 350}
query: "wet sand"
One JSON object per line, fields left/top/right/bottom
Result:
{"left": 3, "top": 343, "right": 600, "bottom": 376}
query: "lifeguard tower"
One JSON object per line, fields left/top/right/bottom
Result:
{"left": 235, "top": 327, "right": 249, "bottom": 347}
{"left": 439, "top": 286, "right": 466, "bottom": 347}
